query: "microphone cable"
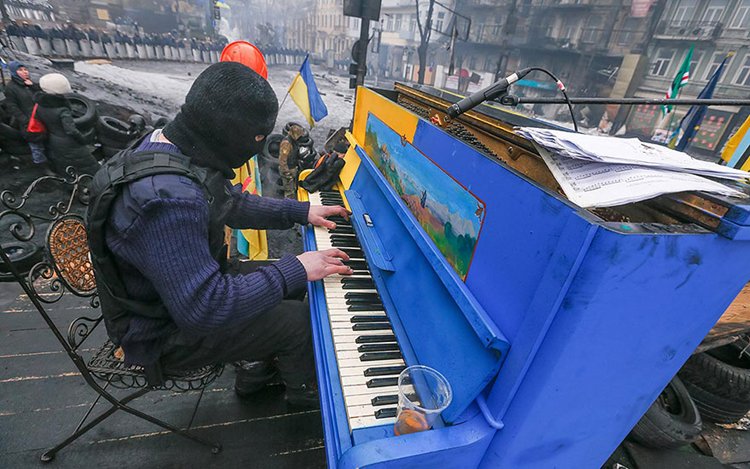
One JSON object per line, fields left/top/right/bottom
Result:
{"left": 522, "top": 67, "right": 578, "bottom": 133}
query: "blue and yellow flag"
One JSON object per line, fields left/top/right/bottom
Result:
{"left": 288, "top": 56, "right": 328, "bottom": 127}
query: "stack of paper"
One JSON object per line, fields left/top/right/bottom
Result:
{"left": 515, "top": 127, "right": 748, "bottom": 208}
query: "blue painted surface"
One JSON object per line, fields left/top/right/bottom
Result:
{"left": 407, "top": 116, "right": 750, "bottom": 467}
{"left": 348, "top": 145, "right": 507, "bottom": 422}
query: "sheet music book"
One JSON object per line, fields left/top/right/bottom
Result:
{"left": 518, "top": 127, "right": 749, "bottom": 181}
{"left": 535, "top": 146, "right": 746, "bottom": 208}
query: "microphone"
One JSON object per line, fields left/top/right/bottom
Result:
{"left": 446, "top": 68, "right": 531, "bottom": 119}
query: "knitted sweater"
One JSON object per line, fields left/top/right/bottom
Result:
{"left": 104, "top": 140, "right": 309, "bottom": 365}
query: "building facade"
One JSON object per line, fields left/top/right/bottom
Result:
{"left": 627, "top": 0, "right": 750, "bottom": 156}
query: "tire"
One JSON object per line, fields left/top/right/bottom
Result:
{"left": 81, "top": 128, "right": 96, "bottom": 145}
{"left": 0, "top": 242, "right": 43, "bottom": 281}
{"left": 628, "top": 376, "right": 702, "bottom": 449}
{"left": 96, "top": 116, "right": 136, "bottom": 145}
{"left": 282, "top": 121, "right": 306, "bottom": 137}
{"left": 261, "top": 133, "right": 283, "bottom": 168}
{"left": 628, "top": 376, "right": 703, "bottom": 448}
{"left": 66, "top": 94, "right": 97, "bottom": 130}
{"left": 100, "top": 145, "right": 121, "bottom": 159}
{"left": 678, "top": 346, "right": 750, "bottom": 423}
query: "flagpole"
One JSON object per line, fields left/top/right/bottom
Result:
{"left": 279, "top": 54, "right": 309, "bottom": 111}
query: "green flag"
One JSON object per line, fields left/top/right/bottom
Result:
{"left": 662, "top": 45, "right": 694, "bottom": 115}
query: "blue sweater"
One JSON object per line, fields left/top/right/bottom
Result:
{"left": 104, "top": 140, "right": 310, "bottom": 365}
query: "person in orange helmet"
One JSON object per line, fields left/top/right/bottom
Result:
{"left": 220, "top": 40, "right": 268, "bottom": 79}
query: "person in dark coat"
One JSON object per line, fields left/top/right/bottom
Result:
{"left": 87, "top": 63, "right": 351, "bottom": 408}
{"left": 4, "top": 61, "right": 47, "bottom": 166}
{"left": 34, "top": 74, "right": 99, "bottom": 177}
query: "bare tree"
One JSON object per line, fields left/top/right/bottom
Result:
{"left": 414, "top": 0, "right": 436, "bottom": 85}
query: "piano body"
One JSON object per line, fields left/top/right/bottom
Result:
{"left": 298, "top": 84, "right": 750, "bottom": 468}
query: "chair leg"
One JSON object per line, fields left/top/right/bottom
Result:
{"left": 73, "top": 377, "right": 112, "bottom": 433}
{"left": 187, "top": 387, "right": 206, "bottom": 430}
{"left": 41, "top": 388, "right": 150, "bottom": 463}
{"left": 117, "top": 401, "right": 222, "bottom": 454}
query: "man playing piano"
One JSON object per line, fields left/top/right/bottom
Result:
{"left": 87, "top": 62, "right": 352, "bottom": 409}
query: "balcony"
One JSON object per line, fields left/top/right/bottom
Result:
{"left": 654, "top": 20, "right": 722, "bottom": 41}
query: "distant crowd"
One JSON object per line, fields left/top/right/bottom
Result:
{"left": 3, "top": 22, "right": 309, "bottom": 66}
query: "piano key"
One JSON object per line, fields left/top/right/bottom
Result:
{"left": 350, "top": 315, "right": 390, "bottom": 323}
{"left": 339, "top": 358, "right": 404, "bottom": 369}
{"left": 367, "top": 377, "right": 399, "bottom": 388}
{"left": 371, "top": 395, "right": 399, "bottom": 406}
{"left": 358, "top": 343, "right": 400, "bottom": 352}
{"left": 342, "top": 382, "right": 400, "bottom": 396}
{"left": 364, "top": 365, "right": 406, "bottom": 376}
{"left": 360, "top": 351, "right": 403, "bottom": 362}
{"left": 345, "top": 297, "right": 383, "bottom": 305}
{"left": 334, "top": 329, "right": 395, "bottom": 338}
{"left": 349, "top": 415, "right": 396, "bottom": 429}
{"left": 342, "top": 282, "right": 377, "bottom": 290}
{"left": 374, "top": 408, "right": 398, "bottom": 419}
{"left": 356, "top": 334, "right": 398, "bottom": 343}
{"left": 345, "top": 292, "right": 381, "bottom": 300}
{"left": 348, "top": 304, "right": 386, "bottom": 312}
{"left": 352, "top": 323, "right": 392, "bottom": 331}
{"left": 333, "top": 239, "right": 361, "bottom": 248}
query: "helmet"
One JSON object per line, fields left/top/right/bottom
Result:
{"left": 220, "top": 41, "right": 268, "bottom": 79}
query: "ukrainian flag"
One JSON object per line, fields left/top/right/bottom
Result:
{"left": 288, "top": 56, "right": 328, "bottom": 127}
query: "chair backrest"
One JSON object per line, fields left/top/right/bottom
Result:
{"left": 0, "top": 169, "right": 101, "bottom": 354}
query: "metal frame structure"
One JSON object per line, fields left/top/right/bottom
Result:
{"left": 0, "top": 168, "right": 223, "bottom": 462}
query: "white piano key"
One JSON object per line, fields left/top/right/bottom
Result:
{"left": 338, "top": 358, "right": 404, "bottom": 369}
{"left": 349, "top": 415, "right": 396, "bottom": 429}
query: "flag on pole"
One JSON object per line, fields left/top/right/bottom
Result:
{"left": 288, "top": 56, "right": 328, "bottom": 127}
{"left": 669, "top": 55, "right": 727, "bottom": 151}
{"left": 662, "top": 45, "right": 694, "bottom": 116}
{"left": 722, "top": 114, "right": 750, "bottom": 169}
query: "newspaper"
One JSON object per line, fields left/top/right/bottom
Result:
{"left": 518, "top": 127, "right": 749, "bottom": 181}
{"left": 536, "top": 146, "right": 746, "bottom": 208}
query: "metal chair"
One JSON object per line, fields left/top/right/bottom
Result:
{"left": 0, "top": 169, "right": 223, "bottom": 462}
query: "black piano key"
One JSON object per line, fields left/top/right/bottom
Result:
{"left": 331, "top": 228, "right": 355, "bottom": 236}
{"left": 348, "top": 304, "right": 385, "bottom": 312}
{"left": 360, "top": 351, "right": 402, "bottom": 361}
{"left": 356, "top": 335, "right": 397, "bottom": 344}
{"left": 371, "top": 395, "right": 399, "bottom": 406}
{"left": 358, "top": 343, "right": 400, "bottom": 352}
{"left": 366, "top": 377, "right": 399, "bottom": 388}
{"left": 351, "top": 315, "right": 389, "bottom": 323}
{"left": 333, "top": 239, "right": 360, "bottom": 248}
{"left": 343, "top": 282, "right": 376, "bottom": 290}
{"left": 352, "top": 323, "right": 392, "bottom": 331}
{"left": 339, "top": 248, "right": 363, "bottom": 257}
{"left": 345, "top": 292, "right": 380, "bottom": 299}
{"left": 344, "top": 261, "right": 368, "bottom": 270}
{"left": 364, "top": 366, "right": 406, "bottom": 377}
{"left": 346, "top": 297, "right": 382, "bottom": 304}
{"left": 331, "top": 234, "right": 356, "bottom": 241}
{"left": 349, "top": 271, "right": 372, "bottom": 277}
{"left": 341, "top": 277, "right": 375, "bottom": 286}
{"left": 374, "top": 408, "right": 398, "bottom": 419}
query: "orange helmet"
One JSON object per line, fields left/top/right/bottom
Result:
{"left": 220, "top": 41, "right": 268, "bottom": 79}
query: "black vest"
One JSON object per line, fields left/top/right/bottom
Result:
{"left": 86, "top": 149, "right": 232, "bottom": 350}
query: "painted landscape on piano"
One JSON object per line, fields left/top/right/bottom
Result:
{"left": 363, "top": 114, "right": 486, "bottom": 279}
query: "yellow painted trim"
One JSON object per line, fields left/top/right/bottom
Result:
{"left": 352, "top": 87, "right": 418, "bottom": 147}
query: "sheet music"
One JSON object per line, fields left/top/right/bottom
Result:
{"left": 518, "top": 127, "right": 749, "bottom": 181}
{"left": 537, "top": 146, "right": 746, "bottom": 208}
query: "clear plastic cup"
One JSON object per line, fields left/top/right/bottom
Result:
{"left": 393, "top": 365, "right": 453, "bottom": 436}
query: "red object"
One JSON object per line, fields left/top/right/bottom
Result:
{"left": 220, "top": 41, "right": 268, "bottom": 79}
{"left": 26, "top": 104, "right": 46, "bottom": 134}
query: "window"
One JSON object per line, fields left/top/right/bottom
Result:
{"left": 475, "top": 23, "right": 485, "bottom": 41}
{"left": 689, "top": 51, "right": 703, "bottom": 77}
{"left": 704, "top": 52, "right": 726, "bottom": 80}
{"left": 617, "top": 18, "right": 639, "bottom": 46}
{"left": 702, "top": 0, "right": 727, "bottom": 23}
{"left": 492, "top": 23, "right": 501, "bottom": 36}
{"left": 672, "top": 0, "right": 697, "bottom": 25}
{"left": 409, "top": 15, "right": 416, "bottom": 33}
{"left": 651, "top": 48, "right": 675, "bottom": 76}
{"left": 730, "top": 0, "right": 750, "bottom": 29}
{"left": 435, "top": 11, "right": 445, "bottom": 31}
{"left": 735, "top": 55, "right": 750, "bottom": 86}
{"left": 395, "top": 14, "right": 402, "bottom": 31}
{"left": 386, "top": 15, "right": 394, "bottom": 31}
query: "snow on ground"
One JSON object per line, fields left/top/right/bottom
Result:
{"left": 74, "top": 60, "right": 354, "bottom": 145}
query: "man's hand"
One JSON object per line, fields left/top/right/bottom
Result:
{"left": 297, "top": 249, "right": 352, "bottom": 281}
{"left": 308, "top": 204, "right": 350, "bottom": 230}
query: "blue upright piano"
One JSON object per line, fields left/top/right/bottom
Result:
{"left": 298, "top": 83, "right": 750, "bottom": 468}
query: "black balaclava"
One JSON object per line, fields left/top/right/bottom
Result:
{"left": 163, "top": 62, "right": 278, "bottom": 178}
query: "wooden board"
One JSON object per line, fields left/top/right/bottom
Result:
{"left": 698, "top": 282, "right": 750, "bottom": 352}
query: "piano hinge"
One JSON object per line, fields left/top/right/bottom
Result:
{"left": 476, "top": 394, "right": 504, "bottom": 430}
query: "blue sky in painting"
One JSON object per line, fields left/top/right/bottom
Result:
{"left": 366, "top": 115, "right": 484, "bottom": 238}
